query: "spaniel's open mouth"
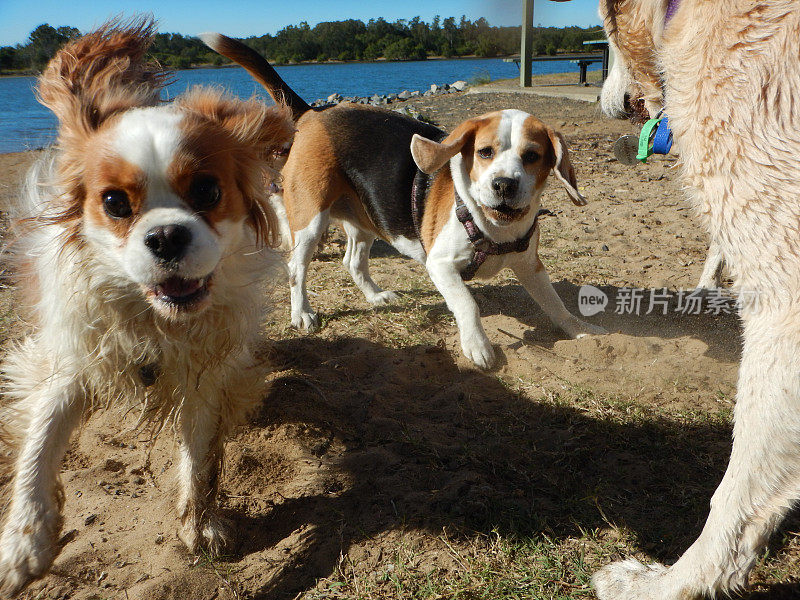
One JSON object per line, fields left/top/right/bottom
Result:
{"left": 482, "top": 203, "right": 530, "bottom": 223}
{"left": 148, "top": 275, "right": 212, "bottom": 311}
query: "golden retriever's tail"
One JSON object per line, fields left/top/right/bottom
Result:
{"left": 199, "top": 32, "right": 312, "bottom": 121}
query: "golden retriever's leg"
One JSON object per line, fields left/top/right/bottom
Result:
{"left": 594, "top": 312, "right": 800, "bottom": 600}
{"left": 175, "top": 394, "right": 230, "bottom": 556}
{"left": 0, "top": 367, "right": 83, "bottom": 596}
{"left": 341, "top": 219, "right": 398, "bottom": 306}
{"left": 600, "top": 38, "right": 635, "bottom": 119}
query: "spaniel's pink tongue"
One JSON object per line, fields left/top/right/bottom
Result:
{"left": 156, "top": 277, "right": 203, "bottom": 298}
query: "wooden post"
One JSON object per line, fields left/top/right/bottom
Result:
{"left": 520, "top": 0, "right": 534, "bottom": 87}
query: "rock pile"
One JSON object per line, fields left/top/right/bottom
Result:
{"left": 309, "top": 80, "right": 469, "bottom": 109}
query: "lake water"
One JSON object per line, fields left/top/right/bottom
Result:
{"left": 0, "top": 57, "right": 599, "bottom": 154}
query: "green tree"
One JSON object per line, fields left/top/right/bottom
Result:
{"left": 0, "top": 18, "right": 604, "bottom": 73}
{"left": 27, "top": 24, "right": 78, "bottom": 69}
{"left": 0, "top": 47, "right": 19, "bottom": 70}
{"left": 384, "top": 38, "right": 426, "bottom": 61}
{"left": 476, "top": 34, "right": 500, "bottom": 57}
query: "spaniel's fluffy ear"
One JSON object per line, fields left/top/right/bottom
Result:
{"left": 178, "top": 89, "right": 295, "bottom": 247}
{"left": 177, "top": 88, "right": 295, "bottom": 160}
{"left": 36, "top": 17, "right": 171, "bottom": 142}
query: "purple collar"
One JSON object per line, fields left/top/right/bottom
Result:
{"left": 665, "top": 0, "right": 680, "bottom": 23}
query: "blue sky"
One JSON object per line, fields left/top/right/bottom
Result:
{"left": 0, "top": 0, "right": 601, "bottom": 46}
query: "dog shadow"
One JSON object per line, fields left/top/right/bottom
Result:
{"left": 323, "top": 276, "right": 741, "bottom": 364}
{"left": 470, "top": 280, "right": 741, "bottom": 363}
{"left": 215, "top": 333, "right": 781, "bottom": 599}
{"left": 747, "top": 583, "right": 800, "bottom": 600}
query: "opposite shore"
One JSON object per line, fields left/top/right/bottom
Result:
{"left": 0, "top": 51, "right": 603, "bottom": 78}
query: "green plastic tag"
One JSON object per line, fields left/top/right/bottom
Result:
{"left": 637, "top": 117, "right": 662, "bottom": 163}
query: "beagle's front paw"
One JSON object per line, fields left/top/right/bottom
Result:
{"left": 291, "top": 308, "right": 320, "bottom": 332}
{"left": 461, "top": 331, "right": 496, "bottom": 370}
{"left": 561, "top": 316, "right": 607, "bottom": 339}
{"left": 367, "top": 290, "right": 399, "bottom": 306}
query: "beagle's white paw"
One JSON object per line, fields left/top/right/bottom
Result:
{"left": 367, "top": 290, "right": 399, "bottom": 306}
{"left": 291, "top": 309, "right": 319, "bottom": 332}
{"left": 461, "top": 332, "right": 496, "bottom": 370}
{"left": 561, "top": 316, "right": 607, "bottom": 338}
{"left": 574, "top": 321, "right": 607, "bottom": 337}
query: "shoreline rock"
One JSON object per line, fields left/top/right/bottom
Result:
{"left": 310, "top": 80, "right": 470, "bottom": 116}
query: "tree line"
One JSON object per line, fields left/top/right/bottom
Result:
{"left": 0, "top": 18, "right": 604, "bottom": 73}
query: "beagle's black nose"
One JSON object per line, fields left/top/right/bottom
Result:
{"left": 491, "top": 177, "right": 519, "bottom": 200}
{"left": 144, "top": 225, "right": 192, "bottom": 262}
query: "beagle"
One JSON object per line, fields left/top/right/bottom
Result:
{"left": 203, "top": 34, "right": 606, "bottom": 369}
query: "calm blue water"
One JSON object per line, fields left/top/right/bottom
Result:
{"left": 0, "top": 57, "right": 598, "bottom": 154}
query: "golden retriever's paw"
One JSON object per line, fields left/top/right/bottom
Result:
{"left": 461, "top": 332, "right": 496, "bottom": 370}
{"left": 179, "top": 512, "right": 233, "bottom": 556}
{"left": 0, "top": 512, "right": 60, "bottom": 596}
{"left": 593, "top": 559, "right": 672, "bottom": 600}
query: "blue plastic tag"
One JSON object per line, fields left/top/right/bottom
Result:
{"left": 652, "top": 116, "right": 673, "bottom": 155}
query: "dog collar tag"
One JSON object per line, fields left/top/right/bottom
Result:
{"left": 637, "top": 117, "right": 662, "bottom": 162}
{"left": 613, "top": 135, "right": 641, "bottom": 165}
{"left": 652, "top": 116, "right": 674, "bottom": 155}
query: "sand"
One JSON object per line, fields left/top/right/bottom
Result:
{"left": 0, "top": 89, "right": 745, "bottom": 600}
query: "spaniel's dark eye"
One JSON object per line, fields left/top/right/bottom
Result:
{"left": 477, "top": 146, "right": 494, "bottom": 159}
{"left": 522, "top": 150, "right": 541, "bottom": 163}
{"left": 189, "top": 175, "right": 221, "bottom": 212}
{"left": 102, "top": 190, "right": 132, "bottom": 219}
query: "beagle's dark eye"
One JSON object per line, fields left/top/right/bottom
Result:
{"left": 477, "top": 146, "right": 495, "bottom": 159}
{"left": 102, "top": 190, "right": 132, "bottom": 219}
{"left": 522, "top": 150, "right": 541, "bottom": 163}
{"left": 189, "top": 175, "right": 221, "bottom": 212}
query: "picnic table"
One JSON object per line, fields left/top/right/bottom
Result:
{"left": 504, "top": 40, "right": 610, "bottom": 85}
{"left": 572, "top": 57, "right": 604, "bottom": 84}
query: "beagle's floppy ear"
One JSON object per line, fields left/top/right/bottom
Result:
{"left": 547, "top": 129, "right": 586, "bottom": 206}
{"left": 410, "top": 118, "right": 481, "bottom": 174}
{"left": 411, "top": 133, "right": 468, "bottom": 174}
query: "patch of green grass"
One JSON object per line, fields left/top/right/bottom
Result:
{"left": 468, "top": 69, "right": 492, "bottom": 86}
{"left": 304, "top": 529, "right": 610, "bottom": 599}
